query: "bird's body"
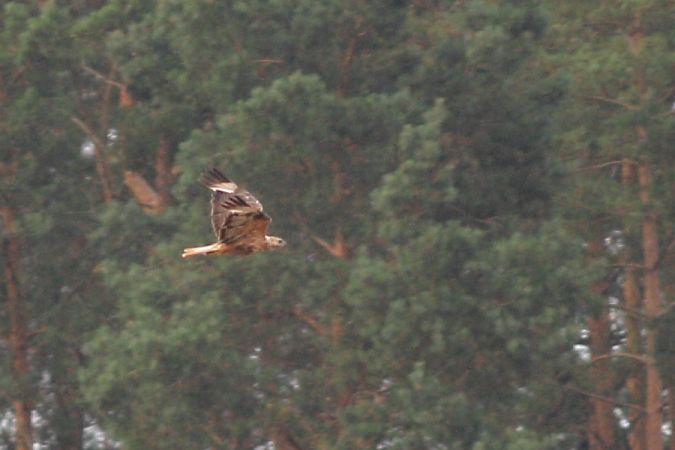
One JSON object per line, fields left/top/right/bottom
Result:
{"left": 182, "top": 168, "right": 286, "bottom": 258}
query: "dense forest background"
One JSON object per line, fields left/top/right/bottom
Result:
{"left": 1, "top": 1, "right": 674, "bottom": 449}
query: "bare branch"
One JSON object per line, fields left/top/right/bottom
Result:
{"left": 556, "top": 381, "right": 646, "bottom": 413}
{"left": 291, "top": 304, "right": 326, "bottom": 336}
{"left": 70, "top": 116, "right": 114, "bottom": 202}
{"left": 607, "top": 303, "right": 647, "bottom": 319}
{"left": 123, "top": 170, "right": 165, "bottom": 214}
{"left": 255, "top": 59, "right": 283, "bottom": 65}
{"left": 656, "top": 302, "right": 675, "bottom": 318}
{"left": 70, "top": 116, "right": 106, "bottom": 150}
{"left": 587, "top": 95, "right": 639, "bottom": 110}
{"left": 293, "top": 210, "right": 350, "bottom": 259}
{"left": 591, "top": 352, "right": 648, "bottom": 365}
{"left": 81, "top": 64, "right": 126, "bottom": 89}
{"left": 610, "top": 262, "right": 645, "bottom": 269}
{"left": 578, "top": 160, "right": 637, "bottom": 171}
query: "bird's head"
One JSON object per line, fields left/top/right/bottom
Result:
{"left": 266, "top": 236, "right": 287, "bottom": 250}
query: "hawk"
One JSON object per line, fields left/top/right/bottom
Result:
{"left": 182, "top": 168, "right": 286, "bottom": 258}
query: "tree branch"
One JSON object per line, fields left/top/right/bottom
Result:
{"left": 70, "top": 116, "right": 114, "bottom": 202}
{"left": 587, "top": 95, "right": 638, "bottom": 110}
{"left": 591, "top": 352, "right": 648, "bottom": 365}
{"left": 291, "top": 304, "right": 326, "bottom": 336}
{"left": 607, "top": 303, "right": 647, "bottom": 319}
{"left": 123, "top": 170, "right": 165, "bottom": 214}
{"left": 70, "top": 116, "right": 105, "bottom": 150}
{"left": 556, "top": 381, "right": 646, "bottom": 413}
{"left": 293, "top": 210, "right": 350, "bottom": 259}
{"left": 81, "top": 64, "right": 125, "bottom": 90}
{"left": 578, "top": 159, "right": 636, "bottom": 171}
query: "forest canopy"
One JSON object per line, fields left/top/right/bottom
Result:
{"left": 0, "top": 1, "right": 674, "bottom": 449}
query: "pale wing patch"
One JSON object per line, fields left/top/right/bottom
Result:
{"left": 208, "top": 181, "right": 238, "bottom": 193}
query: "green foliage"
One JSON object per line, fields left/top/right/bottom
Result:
{"left": 2, "top": 1, "right": 673, "bottom": 449}
{"left": 655, "top": 309, "right": 675, "bottom": 385}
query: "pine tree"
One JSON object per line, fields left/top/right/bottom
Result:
{"left": 0, "top": 3, "right": 124, "bottom": 448}
{"left": 3, "top": 1, "right": 672, "bottom": 449}
{"left": 547, "top": 1, "right": 675, "bottom": 448}
{"left": 80, "top": 1, "right": 595, "bottom": 448}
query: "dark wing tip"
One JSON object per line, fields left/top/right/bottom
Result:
{"left": 200, "top": 168, "right": 232, "bottom": 187}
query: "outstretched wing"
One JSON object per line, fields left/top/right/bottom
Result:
{"left": 201, "top": 168, "right": 270, "bottom": 243}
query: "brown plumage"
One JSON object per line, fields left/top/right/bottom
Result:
{"left": 182, "top": 168, "right": 286, "bottom": 258}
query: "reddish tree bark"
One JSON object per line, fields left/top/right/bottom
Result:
{"left": 584, "top": 235, "right": 616, "bottom": 450}
{"left": 587, "top": 311, "right": 616, "bottom": 450}
{"left": 638, "top": 159, "right": 664, "bottom": 450}
{"left": 154, "top": 136, "right": 173, "bottom": 209}
{"left": 123, "top": 137, "right": 173, "bottom": 214}
{"left": 70, "top": 116, "right": 114, "bottom": 203}
{"left": 622, "top": 158, "right": 646, "bottom": 450}
{"left": 669, "top": 388, "right": 675, "bottom": 450}
{"left": 271, "top": 427, "right": 306, "bottom": 450}
{"left": 123, "top": 170, "right": 164, "bottom": 214}
{"left": 627, "top": 12, "right": 664, "bottom": 446}
{"left": 54, "top": 377, "right": 83, "bottom": 450}
{"left": 0, "top": 205, "right": 33, "bottom": 450}
{"left": 336, "top": 15, "right": 363, "bottom": 97}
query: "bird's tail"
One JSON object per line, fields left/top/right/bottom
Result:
{"left": 181, "top": 242, "right": 227, "bottom": 258}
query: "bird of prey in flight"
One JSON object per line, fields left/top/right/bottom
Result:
{"left": 182, "top": 168, "right": 286, "bottom": 258}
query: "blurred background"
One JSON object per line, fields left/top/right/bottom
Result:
{"left": 1, "top": 1, "right": 674, "bottom": 449}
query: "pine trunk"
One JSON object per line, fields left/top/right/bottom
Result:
{"left": 70, "top": 116, "right": 114, "bottom": 202}
{"left": 587, "top": 312, "right": 616, "bottom": 450}
{"left": 624, "top": 261, "right": 646, "bottom": 450}
{"left": 55, "top": 364, "right": 84, "bottom": 450}
{"left": 669, "top": 388, "right": 675, "bottom": 450}
{"left": 622, "top": 159, "right": 646, "bottom": 450}
{"left": 93, "top": 140, "right": 114, "bottom": 203}
{"left": 638, "top": 159, "right": 663, "bottom": 450}
{"left": 154, "top": 135, "right": 173, "bottom": 210}
{"left": 0, "top": 206, "right": 33, "bottom": 450}
{"left": 585, "top": 236, "right": 616, "bottom": 450}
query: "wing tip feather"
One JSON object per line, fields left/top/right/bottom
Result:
{"left": 201, "top": 168, "right": 237, "bottom": 192}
